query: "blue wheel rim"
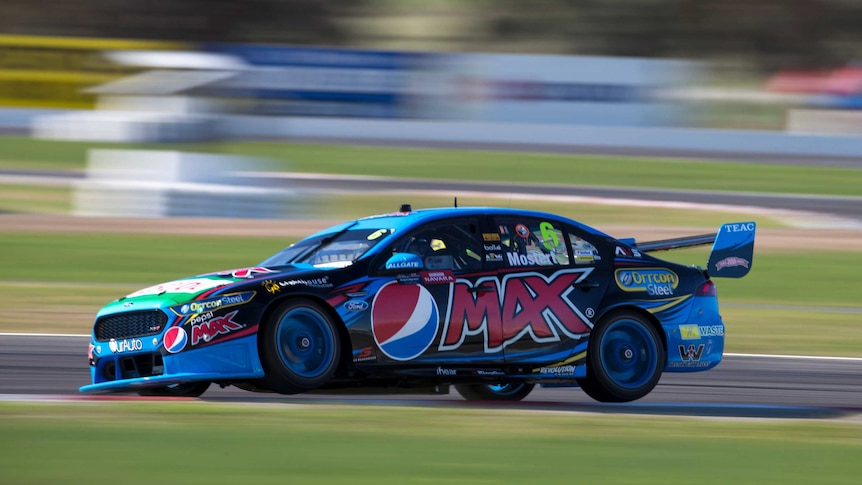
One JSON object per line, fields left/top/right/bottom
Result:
{"left": 599, "top": 319, "right": 658, "bottom": 389}
{"left": 488, "top": 383, "right": 523, "bottom": 396}
{"left": 275, "top": 308, "right": 334, "bottom": 378}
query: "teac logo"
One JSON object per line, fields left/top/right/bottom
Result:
{"left": 724, "top": 222, "right": 755, "bottom": 233}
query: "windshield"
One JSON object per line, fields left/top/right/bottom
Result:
{"left": 259, "top": 227, "right": 394, "bottom": 269}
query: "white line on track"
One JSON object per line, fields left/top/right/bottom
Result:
{"left": 3, "top": 333, "right": 861, "bottom": 362}
{"left": 724, "top": 352, "right": 862, "bottom": 362}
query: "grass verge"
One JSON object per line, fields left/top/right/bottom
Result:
{"left": 2, "top": 136, "right": 861, "bottom": 196}
{"left": 0, "top": 402, "right": 860, "bottom": 484}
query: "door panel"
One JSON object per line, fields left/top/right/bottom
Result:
{"left": 367, "top": 217, "right": 505, "bottom": 364}
{"left": 490, "top": 216, "right": 609, "bottom": 364}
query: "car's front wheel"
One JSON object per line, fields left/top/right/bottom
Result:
{"left": 454, "top": 382, "right": 535, "bottom": 401}
{"left": 577, "top": 310, "right": 664, "bottom": 402}
{"left": 260, "top": 299, "right": 341, "bottom": 394}
{"left": 138, "top": 381, "right": 211, "bottom": 398}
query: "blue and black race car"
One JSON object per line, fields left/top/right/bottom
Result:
{"left": 81, "top": 205, "right": 755, "bottom": 402}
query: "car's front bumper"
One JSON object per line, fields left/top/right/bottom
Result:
{"left": 80, "top": 334, "right": 265, "bottom": 393}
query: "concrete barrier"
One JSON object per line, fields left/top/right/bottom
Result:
{"left": 74, "top": 150, "right": 308, "bottom": 218}
{"left": 225, "top": 116, "right": 862, "bottom": 159}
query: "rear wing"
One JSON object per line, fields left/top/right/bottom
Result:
{"left": 631, "top": 222, "right": 756, "bottom": 278}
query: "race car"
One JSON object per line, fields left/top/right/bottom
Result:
{"left": 80, "top": 205, "right": 755, "bottom": 402}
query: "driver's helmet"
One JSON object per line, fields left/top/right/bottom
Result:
{"left": 406, "top": 237, "right": 433, "bottom": 257}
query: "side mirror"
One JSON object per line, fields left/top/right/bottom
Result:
{"left": 383, "top": 253, "right": 424, "bottom": 273}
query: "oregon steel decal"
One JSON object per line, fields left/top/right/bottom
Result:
{"left": 615, "top": 268, "right": 678, "bottom": 296}
{"left": 171, "top": 291, "right": 255, "bottom": 317}
{"left": 371, "top": 282, "right": 439, "bottom": 361}
{"left": 191, "top": 310, "right": 243, "bottom": 345}
{"left": 164, "top": 327, "right": 188, "bottom": 353}
{"left": 440, "top": 268, "right": 594, "bottom": 353}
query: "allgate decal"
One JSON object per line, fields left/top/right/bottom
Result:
{"left": 440, "top": 268, "right": 594, "bottom": 353}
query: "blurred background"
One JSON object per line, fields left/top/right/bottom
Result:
{"left": 5, "top": 0, "right": 862, "bottom": 134}
{"left": 1, "top": 0, "right": 860, "bottom": 351}
{"left": 5, "top": 1, "right": 862, "bottom": 216}
{"left": 2, "top": 5, "right": 862, "bottom": 482}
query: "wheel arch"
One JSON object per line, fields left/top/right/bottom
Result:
{"left": 258, "top": 293, "right": 354, "bottom": 377}
{"left": 593, "top": 305, "right": 668, "bottom": 366}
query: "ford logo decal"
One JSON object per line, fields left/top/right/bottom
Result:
{"left": 344, "top": 300, "right": 369, "bottom": 312}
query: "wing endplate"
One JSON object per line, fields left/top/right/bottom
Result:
{"left": 707, "top": 222, "right": 756, "bottom": 278}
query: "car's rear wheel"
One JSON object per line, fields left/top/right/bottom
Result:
{"left": 578, "top": 310, "right": 664, "bottom": 403}
{"left": 454, "top": 382, "right": 535, "bottom": 401}
{"left": 138, "top": 381, "right": 211, "bottom": 398}
{"left": 260, "top": 299, "right": 341, "bottom": 394}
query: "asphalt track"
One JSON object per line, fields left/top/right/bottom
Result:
{"left": 2, "top": 156, "right": 861, "bottom": 417}
{"left": 2, "top": 334, "right": 860, "bottom": 419}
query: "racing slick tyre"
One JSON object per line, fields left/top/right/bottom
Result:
{"left": 578, "top": 310, "right": 665, "bottom": 403}
{"left": 138, "top": 382, "right": 211, "bottom": 398}
{"left": 260, "top": 299, "right": 341, "bottom": 394}
{"left": 454, "top": 382, "right": 535, "bottom": 401}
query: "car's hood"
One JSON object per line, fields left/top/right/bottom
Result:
{"left": 98, "top": 265, "right": 324, "bottom": 316}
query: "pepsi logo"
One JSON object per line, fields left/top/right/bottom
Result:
{"left": 164, "top": 326, "right": 188, "bottom": 353}
{"left": 371, "top": 282, "right": 439, "bottom": 361}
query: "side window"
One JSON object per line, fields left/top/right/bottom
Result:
{"left": 386, "top": 219, "right": 483, "bottom": 273}
{"left": 566, "top": 226, "right": 603, "bottom": 265}
{"left": 493, "top": 218, "right": 569, "bottom": 267}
